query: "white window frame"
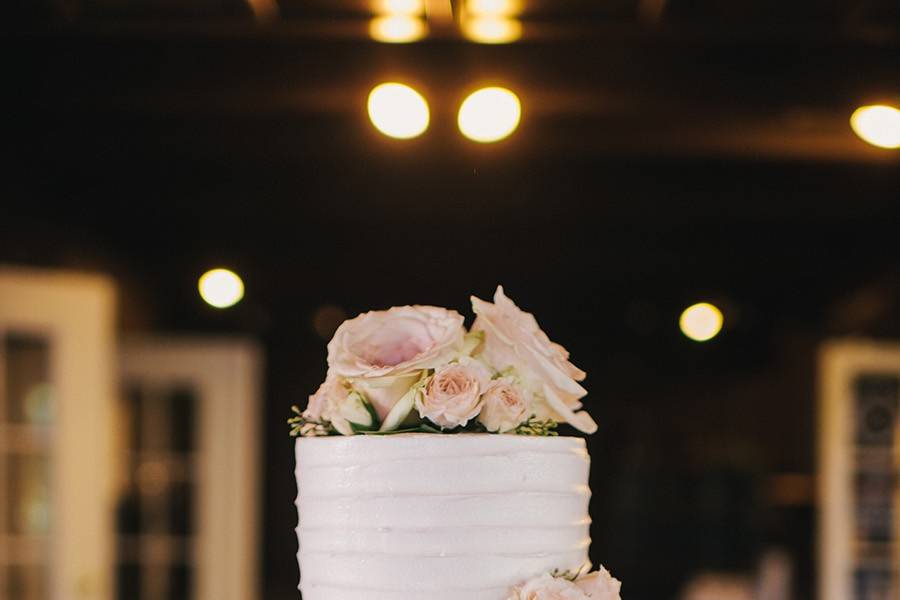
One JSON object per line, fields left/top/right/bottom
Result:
{"left": 119, "top": 337, "right": 262, "bottom": 600}
{"left": 819, "top": 339, "right": 900, "bottom": 600}
{"left": 0, "top": 267, "right": 117, "bottom": 600}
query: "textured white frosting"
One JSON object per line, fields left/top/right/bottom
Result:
{"left": 295, "top": 434, "right": 591, "bottom": 600}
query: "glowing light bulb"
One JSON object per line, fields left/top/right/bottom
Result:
{"left": 679, "top": 303, "right": 724, "bottom": 342}
{"left": 367, "top": 83, "right": 430, "bottom": 139}
{"left": 461, "top": 16, "right": 522, "bottom": 43}
{"left": 373, "top": 0, "right": 424, "bottom": 15}
{"left": 458, "top": 87, "right": 522, "bottom": 143}
{"left": 370, "top": 15, "right": 427, "bottom": 43}
{"left": 851, "top": 105, "right": 900, "bottom": 149}
{"left": 466, "top": 0, "right": 522, "bottom": 16}
{"left": 198, "top": 269, "right": 244, "bottom": 309}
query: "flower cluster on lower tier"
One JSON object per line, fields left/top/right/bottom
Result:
{"left": 289, "top": 286, "right": 597, "bottom": 437}
{"left": 508, "top": 567, "right": 622, "bottom": 600}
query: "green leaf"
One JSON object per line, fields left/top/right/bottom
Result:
{"left": 360, "top": 393, "right": 381, "bottom": 430}
{"left": 464, "top": 420, "right": 489, "bottom": 433}
{"left": 360, "top": 425, "right": 434, "bottom": 435}
{"left": 349, "top": 420, "right": 378, "bottom": 433}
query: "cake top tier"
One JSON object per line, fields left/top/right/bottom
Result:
{"left": 289, "top": 286, "right": 597, "bottom": 438}
{"left": 294, "top": 434, "right": 589, "bottom": 494}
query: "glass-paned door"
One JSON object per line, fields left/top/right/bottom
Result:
{"left": 118, "top": 339, "right": 261, "bottom": 600}
{"left": 0, "top": 268, "right": 117, "bottom": 600}
{"left": 820, "top": 342, "right": 900, "bottom": 600}
{"left": 116, "top": 382, "right": 197, "bottom": 600}
{"left": 0, "top": 333, "right": 53, "bottom": 600}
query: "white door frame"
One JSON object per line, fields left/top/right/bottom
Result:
{"left": 819, "top": 339, "right": 900, "bottom": 600}
{"left": 0, "top": 267, "right": 117, "bottom": 600}
{"left": 119, "top": 337, "right": 262, "bottom": 600}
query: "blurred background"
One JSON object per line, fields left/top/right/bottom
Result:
{"left": 4, "top": 0, "right": 900, "bottom": 599}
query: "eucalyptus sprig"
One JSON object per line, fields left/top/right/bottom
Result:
{"left": 288, "top": 405, "right": 334, "bottom": 437}
{"left": 515, "top": 415, "right": 559, "bottom": 436}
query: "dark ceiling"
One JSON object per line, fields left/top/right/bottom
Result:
{"left": 15, "top": 0, "right": 900, "bottom": 22}
{"left": 10, "top": 0, "right": 900, "bottom": 167}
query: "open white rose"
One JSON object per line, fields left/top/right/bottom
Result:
{"left": 507, "top": 574, "right": 587, "bottom": 600}
{"left": 478, "top": 377, "right": 529, "bottom": 432}
{"left": 471, "top": 286, "right": 597, "bottom": 434}
{"left": 416, "top": 358, "right": 491, "bottom": 429}
{"left": 574, "top": 567, "right": 622, "bottom": 599}
{"left": 327, "top": 305, "right": 466, "bottom": 420}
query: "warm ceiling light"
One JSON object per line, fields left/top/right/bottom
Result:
{"left": 461, "top": 16, "right": 522, "bottom": 43}
{"left": 246, "top": 0, "right": 278, "bottom": 20}
{"left": 367, "top": 83, "right": 430, "bottom": 139}
{"left": 373, "top": 0, "right": 424, "bottom": 15}
{"left": 851, "top": 105, "right": 900, "bottom": 149}
{"left": 679, "top": 303, "right": 724, "bottom": 342}
{"left": 458, "top": 87, "right": 522, "bottom": 143}
{"left": 466, "top": 0, "right": 522, "bottom": 16}
{"left": 370, "top": 15, "right": 427, "bottom": 43}
{"left": 198, "top": 268, "right": 244, "bottom": 309}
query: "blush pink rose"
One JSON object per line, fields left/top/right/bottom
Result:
{"left": 327, "top": 305, "right": 466, "bottom": 419}
{"left": 507, "top": 568, "right": 622, "bottom": 600}
{"left": 416, "top": 359, "right": 490, "bottom": 429}
{"left": 471, "top": 286, "right": 597, "bottom": 433}
{"left": 304, "top": 374, "right": 349, "bottom": 422}
{"left": 478, "top": 377, "right": 529, "bottom": 432}
{"left": 574, "top": 567, "right": 622, "bottom": 599}
{"left": 507, "top": 574, "right": 587, "bottom": 600}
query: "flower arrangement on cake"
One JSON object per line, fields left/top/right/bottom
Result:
{"left": 511, "top": 568, "right": 622, "bottom": 600}
{"left": 291, "top": 286, "right": 622, "bottom": 600}
{"left": 290, "top": 286, "right": 597, "bottom": 437}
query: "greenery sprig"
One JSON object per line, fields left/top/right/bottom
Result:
{"left": 288, "top": 405, "right": 334, "bottom": 437}
{"left": 515, "top": 415, "right": 559, "bottom": 436}
{"left": 290, "top": 406, "right": 562, "bottom": 437}
{"left": 359, "top": 423, "right": 443, "bottom": 435}
{"left": 550, "top": 565, "right": 588, "bottom": 581}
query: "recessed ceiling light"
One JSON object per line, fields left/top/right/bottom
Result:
{"left": 461, "top": 16, "right": 522, "bottom": 44}
{"left": 367, "top": 83, "right": 430, "bottom": 139}
{"left": 370, "top": 15, "right": 427, "bottom": 43}
{"left": 851, "top": 105, "right": 900, "bottom": 149}
{"left": 198, "top": 268, "right": 245, "bottom": 309}
{"left": 458, "top": 87, "right": 522, "bottom": 142}
{"left": 679, "top": 302, "right": 724, "bottom": 342}
{"left": 373, "top": 0, "right": 424, "bottom": 16}
{"left": 466, "top": 0, "right": 522, "bottom": 17}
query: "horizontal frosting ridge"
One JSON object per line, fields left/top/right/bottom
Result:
{"left": 295, "top": 435, "right": 592, "bottom": 600}
{"left": 298, "top": 552, "right": 591, "bottom": 588}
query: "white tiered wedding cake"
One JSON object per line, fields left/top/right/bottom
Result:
{"left": 291, "top": 287, "right": 622, "bottom": 600}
